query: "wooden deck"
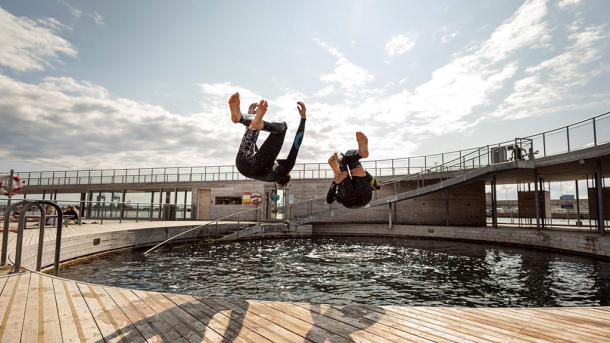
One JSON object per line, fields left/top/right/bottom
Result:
{"left": 0, "top": 272, "right": 609, "bottom": 342}
{"left": 1, "top": 221, "right": 610, "bottom": 342}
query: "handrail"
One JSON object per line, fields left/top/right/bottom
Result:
{"left": 2, "top": 200, "right": 64, "bottom": 275}
{"left": 143, "top": 205, "right": 265, "bottom": 255}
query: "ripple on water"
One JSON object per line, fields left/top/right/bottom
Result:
{"left": 59, "top": 236, "right": 610, "bottom": 306}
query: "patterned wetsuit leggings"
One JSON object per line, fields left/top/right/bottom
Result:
{"left": 235, "top": 115, "right": 287, "bottom": 176}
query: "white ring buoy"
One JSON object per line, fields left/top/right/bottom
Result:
{"left": 0, "top": 175, "right": 22, "bottom": 196}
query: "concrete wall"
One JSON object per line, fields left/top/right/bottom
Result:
{"left": 313, "top": 223, "right": 610, "bottom": 259}
{"left": 17, "top": 223, "right": 241, "bottom": 271}
{"left": 283, "top": 178, "right": 486, "bottom": 226}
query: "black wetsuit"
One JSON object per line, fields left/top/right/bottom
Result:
{"left": 235, "top": 115, "right": 306, "bottom": 182}
{"left": 326, "top": 150, "right": 379, "bottom": 209}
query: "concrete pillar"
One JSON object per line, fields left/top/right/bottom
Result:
{"left": 491, "top": 175, "right": 498, "bottom": 228}
{"left": 596, "top": 160, "right": 605, "bottom": 233}
{"left": 120, "top": 189, "right": 126, "bottom": 220}
{"left": 79, "top": 193, "right": 86, "bottom": 220}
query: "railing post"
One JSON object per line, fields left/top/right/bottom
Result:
{"left": 593, "top": 117, "right": 597, "bottom": 146}
{"left": 542, "top": 132, "right": 546, "bottom": 156}
{"left": 391, "top": 159, "right": 395, "bottom": 176}
{"left": 407, "top": 157, "right": 410, "bottom": 175}
{"left": 566, "top": 126, "right": 570, "bottom": 152}
{"left": 487, "top": 145, "right": 490, "bottom": 165}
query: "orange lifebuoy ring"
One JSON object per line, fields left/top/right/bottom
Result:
{"left": 0, "top": 175, "right": 22, "bottom": 196}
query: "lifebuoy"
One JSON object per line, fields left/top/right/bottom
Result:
{"left": 0, "top": 175, "right": 22, "bottom": 196}
{"left": 251, "top": 193, "right": 262, "bottom": 206}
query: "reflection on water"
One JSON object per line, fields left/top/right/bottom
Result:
{"left": 60, "top": 237, "right": 610, "bottom": 306}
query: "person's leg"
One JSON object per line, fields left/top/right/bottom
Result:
{"left": 235, "top": 129, "right": 260, "bottom": 172}
{"left": 254, "top": 121, "right": 287, "bottom": 167}
{"left": 356, "top": 131, "right": 369, "bottom": 158}
{"left": 328, "top": 153, "right": 348, "bottom": 184}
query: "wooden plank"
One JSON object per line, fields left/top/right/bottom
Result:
{"left": 293, "top": 302, "right": 429, "bottom": 343}
{"left": 21, "top": 272, "right": 41, "bottom": 343}
{"left": 1, "top": 273, "right": 31, "bottom": 342}
{"left": 0, "top": 275, "right": 19, "bottom": 339}
{"left": 52, "top": 277, "right": 85, "bottom": 343}
{"left": 342, "top": 304, "right": 465, "bottom": 343}
{"left": 124, "top": 289, "right": 188, "bottom": 343}
{"left": 201, "top": 297, "right": 309, "bottom": 343}
{"left": 379, "top": 306, "right": 498, "bottom": 343}
{"left": 168, "top": 293, "right": 268, "bottom": 343}
{"left": 41, "top": 274, "right": 62, "bottom": 343}
{"left": 154, "top": 293, "right": 236, "bottom": 343}
{"left": 103, "top": 286, "right": 167, "bottom": 342}
{"left": 265, "top": 301, "right": 394, "bottom": 343}
{"left": 412, "top": 307, "right": 553, "bottom": 343}
{"left": 77, "top": 282, "right": 146, "bottom": 343}
{"left": 231, "top": 299, "right": 354, "bottom": 343}
{"left": 498, "top": 307, "right": 610, "bottom": 337}
{"left": 515, "top": 308, "right": 610, "bottom": 337}
{"left": 435, "top": 307, "right": 574, "bottom": 343}
{"left": 470, "top": 308, "right": 606, "bottom": 342}
{"left": 132, "top": 289, "right": 210, "bottom": 343}
{"left": 61, "top": 279, "right": 103, "bottom": 342}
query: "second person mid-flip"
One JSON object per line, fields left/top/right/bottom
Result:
{"left": 229, "top": 92, "right": 306, "bottom": 185}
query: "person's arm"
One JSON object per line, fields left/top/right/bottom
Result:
{"left": 326, "top": 182, "right": 337, "bottom": 204}
{"left": 276, "top": 103, "right": 306, "bottom": 174}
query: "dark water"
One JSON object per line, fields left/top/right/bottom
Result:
{"left": 60, "top": 237, "right": 610, "bottom": 306}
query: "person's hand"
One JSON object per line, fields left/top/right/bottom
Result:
{"left": 297, "top": 101, "right": 306, "bottom": 118}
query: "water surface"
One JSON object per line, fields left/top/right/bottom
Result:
{"left": 60, "top": 237, "right": 610, "bottom": 306}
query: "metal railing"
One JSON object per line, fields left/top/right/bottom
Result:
{"left": 1, "top": 200, "right": 63, "bottom": 275}
{"left": 3, "top": 111, "right": 609, "bottom": 188}
{"left": 143, "top": 204, "right": 270, "bottom": 255}
{"left": 0, "top": 199, "right": 195, "bottom": 224}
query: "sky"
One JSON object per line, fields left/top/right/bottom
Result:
{"left": 0, "top": 0, "right": 609, "bottom": 173}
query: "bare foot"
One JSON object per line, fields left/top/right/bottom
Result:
{"left": 356, "top": 131, "right": 369, "bottom": 158}
{"left": 229, "top": 92, "right": 241, "bottom": 123}
{"left": 328, "top": 153, "right": 341, "bottom": 175}
{"left": 249, "top": 99, "right": 268, "bottom": 130}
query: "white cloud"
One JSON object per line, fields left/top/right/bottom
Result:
{"left": 314, "top": 38, "right": 374, "bottom": 94}
{"left": 438, "top": 28, "right": 459, "bottom": 44}
{"left": 384, "top": 34, "right": 416, "bottom": 58}
{"left": 494, "top": 23, "right": 610, "bottom": 119}
{"left": 0, "top": 7, "right": 77, "bottom": 72}
{"left": 558, "top": 0, "right": 582, "bottom": 9}
{"left": 58, "top": 0, "right": 104, "bottom": 25}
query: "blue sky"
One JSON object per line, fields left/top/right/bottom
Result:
{"left": 0, "top": 0, "right": 609, "bottom": 172}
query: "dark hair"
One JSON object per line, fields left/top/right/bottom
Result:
{"left": 276, "top": 174, "right": 291, "bottom": 186}
{"left": 248, "top": 103, "right": 258, "bottom": 114}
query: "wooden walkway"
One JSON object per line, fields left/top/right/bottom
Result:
{"left": 1, "top": 272, "right": 610, "bottom": 342}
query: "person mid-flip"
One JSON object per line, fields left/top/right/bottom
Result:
{"left": 229, "top": 92, "right": 306, "bottom": 185}
{"left": 326, "top": 132, "right": 380, "bottom": 209}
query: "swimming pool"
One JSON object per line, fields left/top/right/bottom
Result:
{"left": 60, "top": 236, "right": 610, "bottom": 306}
